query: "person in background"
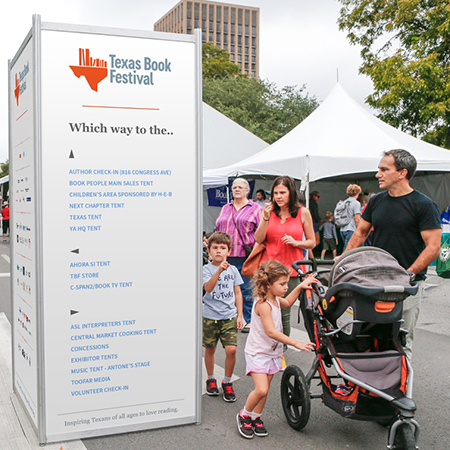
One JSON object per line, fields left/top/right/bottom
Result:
{"left": 339, "top": 184, "right": 362, "bottom": 248}
{"left": 255, "top": 189, "right": 268, "bottom": 208}
{"left": 1, "top": 201, "right": 9, "bottom": 243}
{"left": 255, "top": 176, "right": 316, "bottom": 343}
{"left": 216, "top": 178, "right": 262, "bottom": 332}
{"left": 320, "top": 211, "right": 338, "bottom": 259}
{"left": 308, "top": 191, "right": 322, "bottom": 258}
{"left": 309, "top": 191, "right": 322, "bottom": 226}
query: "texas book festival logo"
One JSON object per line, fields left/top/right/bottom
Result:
{"left": 69, "top": 48, "right": 108, "bottom": 92}
{"left": 14, "top": 62, "right": 30, "bottom": 106}
{"left": 70, "top": 47, "right": 171, "bottom": 91}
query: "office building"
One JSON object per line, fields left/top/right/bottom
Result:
{"left": 154, "top": 0, "right": 260, "bottom": 78}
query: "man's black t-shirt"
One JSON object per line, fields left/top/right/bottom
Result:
{"left": 362, "top": 190, "right": 441, "bottom": 278}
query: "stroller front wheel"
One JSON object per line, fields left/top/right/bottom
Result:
{"left": 280, "top": 365, "right": 311, "bottom": 430}
{"left": 392, "top": 422, "right": 417, "bottom": 449}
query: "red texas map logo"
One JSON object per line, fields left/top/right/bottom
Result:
{"left": 14, "top": 74, "right": 20, "bottom": 106}
{"left": 70, "top": 48, "right": 108, "bottom": 92}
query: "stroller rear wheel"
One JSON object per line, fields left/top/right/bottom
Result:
{"left": 280, "top": 365, "right": 311, "bottom": 430}
{"left": 392, "top": 422, "right": 417, "bottom": 449}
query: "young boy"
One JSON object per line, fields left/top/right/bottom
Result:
{"left": 320, "top": 211, "right": 338, "bottom": 259}
{"left": 203, "top": 231, "right": 243, "bottom": 402}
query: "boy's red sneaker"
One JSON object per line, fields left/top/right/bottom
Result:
{"left": 222, "top": 382, "right": 236, "bottom": 402}
{"left": 206, "top": 378, "right": 219, "bottom": 396}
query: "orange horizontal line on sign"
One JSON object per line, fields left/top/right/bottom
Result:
{"left": 82, "top": 105, "right": 160, "bottom": 111}
{"left": 16, "top": 110, "right": 28, "bottom": 121}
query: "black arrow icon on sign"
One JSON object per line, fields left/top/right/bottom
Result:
{"left": 70, "top": 310, "right": 79, "bottom": 316}
{"left": 69, "top": 150, "right": 75, "bottom": 159}
{"left": 71, "top": 248, "right": 79, "bottom": 254}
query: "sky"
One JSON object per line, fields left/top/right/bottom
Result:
{"left": 1, "top": 0, "right": 374, "bottom": 163}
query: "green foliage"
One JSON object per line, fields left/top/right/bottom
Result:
{"left": 203, "top": 76, "right": 318, "bottom": 144}
{"left": 0, "top": 160, "right": 8, "bottom": 178}
{"left": 202, "top": 42, "right": 241, "bottom": 79}
{"left": 338, "top": 0, "right": 450, "bottom": 148}
{"left": 202, "top": 43, "right": 318, "bottom": 144}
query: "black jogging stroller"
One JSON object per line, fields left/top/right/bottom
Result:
{"left": 280, "top": 247, "right": 419, "bottom": 449}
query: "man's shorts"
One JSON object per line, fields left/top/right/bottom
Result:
{"left": 323, "top": 238, "right": 337, "bottom": 251}
{"left": 203, "top": 316, "right": 237, "bottom": 348}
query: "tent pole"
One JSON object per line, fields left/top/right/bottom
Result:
{"left": 305, "top": 155, "right": 310, "bottom": 208}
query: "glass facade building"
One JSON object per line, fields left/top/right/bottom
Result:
{"left": 154, "top": 0, "right": 260, "bottom": 78}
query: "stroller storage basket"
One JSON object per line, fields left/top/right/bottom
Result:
{"left": 322, "top": 382, "right": 397, "bottom": 421}
{"left": 322, "top": 350, "right": 408, "bottom": 420}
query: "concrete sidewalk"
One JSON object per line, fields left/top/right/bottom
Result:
{"left": 0, "top": 313, "right": 87, "bottom": 450}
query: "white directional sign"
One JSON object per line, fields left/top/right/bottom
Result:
{"left": 9, "top": 16, "right": 202, "bottom": 443}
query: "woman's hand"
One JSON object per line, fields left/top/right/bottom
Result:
{"left": 281, "top": 233, "right": 297, "bottom": 247}
{"left": 262, "top": 202, "right": 272, "bottom": 221}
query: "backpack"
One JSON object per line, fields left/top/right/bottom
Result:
{"left": 334, "top": 199, "right": 353, "bottom": 227}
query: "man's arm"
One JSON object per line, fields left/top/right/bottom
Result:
{"left": 354, "top": 212, "right": 361, "bottom": 227}
{"left": 343, "top": 217, "right": 372, "bottom": 253}
{"left": 407, "top": 228, "right": 442, "bottom": 275}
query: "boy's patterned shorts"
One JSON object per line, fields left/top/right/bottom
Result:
{"left": 203, "top": 316, "right": 237, "bottom": 348}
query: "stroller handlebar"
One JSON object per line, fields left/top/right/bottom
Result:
{"left": 326, "top": 282, "right": 419, "bottom": 299}
{"left": 292, "top": 259, "right": 334, "bottom": 275}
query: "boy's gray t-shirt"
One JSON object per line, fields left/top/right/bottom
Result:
{"left": 202, "top": 263, "right": 243, "bottom": 320}
{"left": 320, "top": 221, "right": 337, "bottom": 239}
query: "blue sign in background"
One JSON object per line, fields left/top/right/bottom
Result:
{"left": 207, "top": 180, "right": 255, "bottom": 207}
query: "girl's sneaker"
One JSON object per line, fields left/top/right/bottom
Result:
{"left": 236, "top": 411, "right": 254, "bottom": 439}
{"left": 252, "top": 417, "right": 268, "bottom": 437}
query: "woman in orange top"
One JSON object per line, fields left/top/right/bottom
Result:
{"left": 254, "top": 176, "right": 316, "bottom": 338}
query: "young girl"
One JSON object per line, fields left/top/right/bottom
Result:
{"left": 236, "top": 260, "right": 316, "bottom": 439}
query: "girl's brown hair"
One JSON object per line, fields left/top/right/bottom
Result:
{"left": 253, "top": 260, "right": 290, "bottom": 300}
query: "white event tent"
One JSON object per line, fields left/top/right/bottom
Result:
{"left": 203, "top": 102, "right": 267, "bottom": 171}
{"left": 203, "top": 84, "right": 450, "bottom": 217}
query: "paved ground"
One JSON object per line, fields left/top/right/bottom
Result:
{"left": 1, "top": 239, "right": 449, "bottom": 449}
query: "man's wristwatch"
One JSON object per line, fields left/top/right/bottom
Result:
{"left": 406, "top": 271, "right": 416, "bottom": 282}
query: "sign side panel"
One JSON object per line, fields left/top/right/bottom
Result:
{"left": 9, "top": 34, "right": 39, "bottom": 429}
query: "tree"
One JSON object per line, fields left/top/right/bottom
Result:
{"left": 203, "top": 76, "right": 318, "bottom": 144}
{"left": 202, "top": 42, "right": 241, "bottom": 79}
{"left": 338, "top": 0, "right": 450, "bottom": 148}
{"left": 0, "top": 160, "right": 8, "bottom": 178}
{"left": 201, "top": 42, "right": 318, "bottom": 143}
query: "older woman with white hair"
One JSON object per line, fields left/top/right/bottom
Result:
{"left": 215, "top": 178, "right": 262, "bottom": 332}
